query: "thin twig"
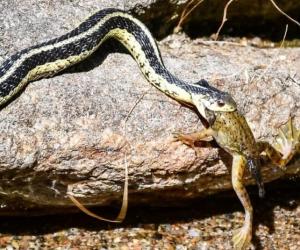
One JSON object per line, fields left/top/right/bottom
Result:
{"left": 214, "top": 0, "right": 236, "bottom": 40}
{"left": 67, "top": 93, "right": 151, "bottom": 224}
{"left": 279, "top": 24, "right": 289, "bottom": 48}
{"left": 269, "top": 0, "right": 300, "bottom": 27}
{"left": 68, "top": 189, "right": 127, "bottom": 223}
{"left": 67, "top": 88, "right": 150, "bottom": 222}
{"left": 124, "top": 91, "right": 148, "bottom": 123}
{"left": 181, "top": 0, "right": 194, "bottom": 20}
{"left": 176, "top": 0, "right": 195, "bottom": 31}
{"left": 174, "top": 0, "right": 205, "bottom": 33}
{"left": 181, "top": 0, "right": 204, "bottom": 25}
{"left": 196, "top": 40, "right": 246, "bottom": 46}
{"left": 68, "top": 154, "right": 129, "bottom": 222}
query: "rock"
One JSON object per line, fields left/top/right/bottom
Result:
{"left": 0, "top": 2, "right": 299, "bottom": 215}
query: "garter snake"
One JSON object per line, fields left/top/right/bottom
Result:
{"left": 0, "top": 8, "right": 236, "bottom": 120}
{"left": 2, "top": 8, "right": 299, "bottom": 249}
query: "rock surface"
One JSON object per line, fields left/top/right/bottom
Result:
{"left": 0, "top": 1, "right": 299, "bottom": 215}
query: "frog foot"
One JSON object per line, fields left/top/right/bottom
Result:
{"left": 273, "top": 118, "right": 300, "bottom": 165}
{"left": 232, "top": 224, "right": 252, "bottom": 250}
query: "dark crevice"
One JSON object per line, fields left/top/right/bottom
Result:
{"left": 131, "top": 0, "right": 300, "bottom": 41}
{"left": 0, "top": 177, "right": 298, "bottom": 234}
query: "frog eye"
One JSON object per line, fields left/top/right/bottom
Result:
{"left": 217, "top": 100, "right": 225, "bottom": 107}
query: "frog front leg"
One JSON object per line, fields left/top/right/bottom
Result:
{"left": 232, "top": 154, "right": 253, "bottom": 250}
{"left": 257, "top": 119, "right": 300, "bottom": 169}
{"left": 173, "top": 128, "right": 214, "bottom": 149}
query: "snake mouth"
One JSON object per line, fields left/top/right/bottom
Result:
{"left": 247, "top": 158, "right": 265, "bottom": 198}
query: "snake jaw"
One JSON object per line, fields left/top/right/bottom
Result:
{"left": 208, "top": 92, "right": 237, "bottom": 112}
{"left": 191, "top": 92, "right": 237, "bottom": 122}
{"left": 194, "top": 100, "right": 208, "bottom": 120}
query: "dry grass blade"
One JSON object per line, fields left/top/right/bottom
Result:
{"left": 279, "top": 24, "right": 289, "bottom": 48}
{"left": 214, "top": 0, "right": 236, "bottom": 40}
{"left": 67, "top": 89, "right": 150, "bottom": 223}
{"left": 68, "top": 157, "right": 129, "bottom": 223}
{"left": 269, "top": 0, "right": 300, "bottom": 27}
{"left": 174, "top": 0, "right": 205, "bottom": 33}
{"left": 124, "top": 91, "right": 148, "bottom": 123}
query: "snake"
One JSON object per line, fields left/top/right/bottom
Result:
{"left": 0, "top": 8, "right": 236, "bottom": 120}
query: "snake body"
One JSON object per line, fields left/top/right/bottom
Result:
{"left": 0, "top": 8, "right": 236, "bottom": 118}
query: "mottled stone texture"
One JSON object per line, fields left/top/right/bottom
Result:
{"left": 0, "top": 1, "right": 299, "bottom": 214}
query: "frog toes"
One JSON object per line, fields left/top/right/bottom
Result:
{"left": 274, "top": 118, "right": 300, "bottom": 160}
{"left": 172, "top": 132, "right": 196, "bottom": 148}
{"left": 232, "top": 225, "right": 252, "bottom": 250}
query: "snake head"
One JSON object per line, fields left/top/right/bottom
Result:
{"left": 191, "top": 79, "right": 237, "bottom": 120}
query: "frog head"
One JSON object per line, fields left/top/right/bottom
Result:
{"left": 191, "top": 79, "right": 237, "bottom": 122}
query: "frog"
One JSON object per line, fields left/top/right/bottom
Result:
{"left": 174, "top": 109, "right": 299, "bottom": 249}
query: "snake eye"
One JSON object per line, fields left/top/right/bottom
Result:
{"left": 217, "top": 100, "right": 225, "bottom": 107}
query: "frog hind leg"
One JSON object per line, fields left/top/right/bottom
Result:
{"left": 273, "top": 118, "right": 300, "bottom": 166}
{"left": 257, "top": 118, "right": 300, "bottom": 169}
{"left": 232, "top": 154, "right": 253, "bottom": 250}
